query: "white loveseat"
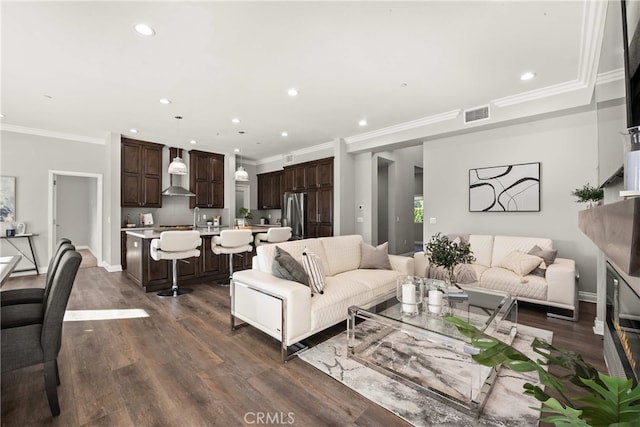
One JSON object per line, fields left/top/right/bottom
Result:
{"left": 414, "top": 234, "right": 578, "bottom": 320}
{"left": 231, "top": 235, "right": 414, "bottom": 361}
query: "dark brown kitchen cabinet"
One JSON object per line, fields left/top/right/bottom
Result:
{"left": 121, "top": 138, "right": 163, "bottom": 207}
{"left": 307, "top": 188, "right": 333, "bottom": 237}
{"left": 257, "top": 170, "right": 283, "bottom": 209}
{"left": 189, "top": 150, "right": 225, "bottom": 209}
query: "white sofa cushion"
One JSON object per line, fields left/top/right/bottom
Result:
{"left": 319, "top": 235, "right": 363, "bottom": 276}
{"left": 468, "top": 235, "right": 494, "bottom": 267}
{"left": 478, "top": 267, "right": 547, "bottom": 301}
{"left": 309, "top": 275, "right": 371, "bottom": 331}
{"left": 337, "top": 269, "right": 403, "bottom": 299}
{"left": 491, "top": 235, "right": 552, "bottom": 267}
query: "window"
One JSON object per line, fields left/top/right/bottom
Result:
{"left": 414, "top": 197, "right": 424, "bottom": 223}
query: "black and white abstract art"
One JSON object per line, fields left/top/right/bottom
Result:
{"left": 469, "top": 162, "right": 540, "bottom": 212}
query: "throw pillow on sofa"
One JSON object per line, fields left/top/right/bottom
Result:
{"left": 273, "top": 246, "right": 309, "bottom": 286}
{"left": 528, "top": 245, "right": 558, "bottom": 277}
{"left": 302, "top": 246, "right": 325, "bottom": 294}
{"left": 359, "top": 241, "right": 392, "bottom": 270}
{"left": 497, "top": 250, "right": 543, "bottom": 277}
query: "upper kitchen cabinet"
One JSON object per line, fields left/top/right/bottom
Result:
{"left": 121, "top": 138, "right": 163, "bottom": 207}
{"left": 257, "top": 170, "right": 283, "bottom": 209}
{"left": 283, "top": 157, "right": 334, "bottom": 192}
{"left": 189, "top": 150, "right": 225, "bottom": 209}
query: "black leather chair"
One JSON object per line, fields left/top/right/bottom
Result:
{"left": 1, "top": 250, "right": 82, "bottom": 417}
{"left": 1, "top": 242, "right": 75, "bottom": 329}
{"left": 1, "top": 238, "right": 72, "bottom": 307}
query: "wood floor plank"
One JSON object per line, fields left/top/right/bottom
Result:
{"left": 1, "top": 264, "right": 607, "bottom": 426}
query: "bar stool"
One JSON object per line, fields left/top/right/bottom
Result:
{"left": 150, "top": 230, "right": 201, "bottom": 297}
{"left": 254, "top": 226, "right": 292, "bottom": 247}
{"left": 211, "top": 229, "right": 253, "bottom": 284}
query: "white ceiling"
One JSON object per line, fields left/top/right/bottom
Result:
{"left": 0, "top": 1, "right": 622, "bottom": 161}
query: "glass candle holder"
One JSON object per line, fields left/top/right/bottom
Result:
{"left": 426, "top": 279, "right": 448, "bottom": 316}
{"left": 396, "top": 276, "right": 423, "bottom": 316}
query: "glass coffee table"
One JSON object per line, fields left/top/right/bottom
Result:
{"left": 347, "top": 286, "right": 517, "bottom": 416}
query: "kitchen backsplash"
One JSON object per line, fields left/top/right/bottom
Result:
{"left": 122, "top": 197, "right": 228, "bottom": 227}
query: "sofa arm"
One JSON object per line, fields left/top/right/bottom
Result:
{"left": 389, "top": 255, "right": 414, "bottom": 275}
{"left": 232, "top": 270, "right": 312, "bottom": 346}
{"left": 546, "top": 258, "right": 577, "bottom": 307}
{"left": 413, "top": 251, "right": 431, "bottom": 277}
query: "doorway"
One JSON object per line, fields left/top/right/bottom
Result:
{"left": 235, "top": 183, "right": 250, "bottom": 224}
{"left": 377, "top": 158, "right": 390, "bottom": 246}
{"left": 48, "top": 171, "right": 103, "bottom": 267}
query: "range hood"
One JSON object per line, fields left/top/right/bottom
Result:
{"left": 162, "top": 147, "right": 195, "bottom": 197}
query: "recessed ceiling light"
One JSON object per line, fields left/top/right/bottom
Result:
{"left": 159, "top": 98, "right": 171, "bottom": 105}
{"left": 287, "top": 88, "right": 299, "bottom": 97}
{"left": 129, "top": 128, "right": 139, "bottom": 133}
{"left": 281, "top": 131, "right": 288, "bottom": 137}
{"left": 520, "top": 72, "right": 536, "bottom": 81}
{"left": 234, "top": 148, "right": 240, "bottom": 153}
{"left": 0, "top": 114, "right": 5, "bottom": 118}
{"left": 190, "top": 140, "right": 197, "bottom": 144}
{"left": 43, "top": 94, "right": 53, "bottom": 99}
{"left": 358, "top": 119, "right": 367, "bottom": 127}
{"left": 231, "top": 118, "right": 241, "bottom": 124}
{"left": 134, "top": 23, "right": 155, "bottom": 36}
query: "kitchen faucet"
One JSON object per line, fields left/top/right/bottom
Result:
{"left": 193, "top": 207, "right": 199, "bottom": 229}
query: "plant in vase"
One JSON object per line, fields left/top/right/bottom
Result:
{"left": 446, "top": 317, "right": 640, "bottom": 426}
{"left": 237, "top": 207, "right": 253, "bottom": 226}
{"left": 571, "top": 183, "right": 603, "bottom": 208}
{"left": 424, "top": 232, "right": 475, "bottom": 285}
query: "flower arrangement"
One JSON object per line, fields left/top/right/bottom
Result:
{"left": 423, "top": 232, "right": 475, "bottom": 284}
{"left": 571, "top": 183, "right": 603, "bottom": 205}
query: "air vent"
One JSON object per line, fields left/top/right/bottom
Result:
{"left": 284, "top": 153, "right": 295, "bottom": 164}
{"left": 464, "top": 105, "right": 490, "bottom": 124}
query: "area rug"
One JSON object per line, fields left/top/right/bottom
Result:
{"left": 298, "top": 324, "right": 552, "bottom": 427}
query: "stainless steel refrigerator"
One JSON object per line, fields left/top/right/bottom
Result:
{"left": 281, "top": 192, "right": 307, "bottom": 240}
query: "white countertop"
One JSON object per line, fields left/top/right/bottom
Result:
{"left": 124, "top": 225, "right": 273, "bottom": 239}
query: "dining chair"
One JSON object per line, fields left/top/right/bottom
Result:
{"left": 0, "top": 238, "right": 72, "bottom": 307}
{"left": 1, "top": 249, "right": 82, "bottom": 416}
{"left": 1, "top": 242, "right": 76, "bottom": 329}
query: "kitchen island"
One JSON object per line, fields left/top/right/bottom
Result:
{"left": 124, "top": 226, "right": 270, "bottom": 292}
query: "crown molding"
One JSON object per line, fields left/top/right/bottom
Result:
{"left": 0, "top": 124, "right": 106, "bottom": 145}
{"left": 344, "top": 109, "right": 461, "bottom": 144}
{"left": 256, "top": 141, "right": 334, "bottom": 166}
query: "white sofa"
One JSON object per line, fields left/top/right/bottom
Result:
{"left": 414, "top": 234, "right": 578, "bottom": 320}
{"left": 231, "top": 235, "right": 414, "bottom": 361}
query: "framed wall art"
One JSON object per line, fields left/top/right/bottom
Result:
{"left": 0, "top": 176, "right": 16, "bottom": 222}
{"left": 469, "top": 162, "right": 540, "bottom": 212}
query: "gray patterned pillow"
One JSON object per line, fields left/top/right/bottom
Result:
{"left": 359, "top": 241, "right": 392, "bottom": 270}
{"left": 273, "top": 246, "right": 309, "bottom": 286}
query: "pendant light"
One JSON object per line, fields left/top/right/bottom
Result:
{"left": 168, "top": 116, "right": 188, "bottom": 175}
{"left": 234, "top": 149, "right": 249, "bottom": 181}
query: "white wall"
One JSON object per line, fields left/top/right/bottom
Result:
{"left": 0, "top": 130, "right": 110, "bottom": 270}
{"left": 422, "top": 108, "right": 602, "bottom": 295}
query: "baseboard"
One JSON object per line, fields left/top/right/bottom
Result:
{"left": 102, "top": 263, "right": 123, "bottom": 273}
{"left": 578, "top": 291, "right": 597, "bottom": 303}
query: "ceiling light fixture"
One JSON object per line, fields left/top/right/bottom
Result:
{"left": 168, "top": 116, "right": 188, "bottom": 175}
{"left": 358, "top": 119, "right": 368, "bottom": 127}
{"left": 232, "top": 118, "right": 241, "bottom": 124}
{"left": 0, "top": 114, "right": 5, "bottom": 118}
{"left": 281, "top": 131, "right": 288, "bottom": 137}
{"left": 520, "top": 72, "right": 536, "bottom": 81}
{"left": 129, "top": 128, "right": 139, "bottom": 133}
{"left": 134, "top": 23, "right": 155, "bottom": 36}
{"left": 190, "top": 140, "right": 197, "bottom": 144}
{"left": 159, "top": 98, "right": 171, "bottom": 105}
{"left": 287, "top": 88, "right": 299, "bottom": 97}
{"left": 234, "top": 149, "right": 249, "bottom": 182}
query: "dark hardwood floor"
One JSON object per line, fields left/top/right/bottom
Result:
{"left": 1, "top": 266, "right": 605, "bottom": 426}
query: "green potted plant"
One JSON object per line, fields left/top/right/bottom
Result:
{"left": 424, "top": 232, "right": 475, "bottom": 285}
{"left": 238, "top": 207, "right": 253, "bottom": 226}
{"left": 571, "top": 183, "right": 603, "bottom": 207}
{"left": 446, "top": 317, "right": 640, "bottom": 426}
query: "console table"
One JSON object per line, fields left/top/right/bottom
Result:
{"left": 0, "top": 233, "right": 39, "bottom": 275}
{"left": 0, "top": 255, "right": 21, "bottom": 286}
